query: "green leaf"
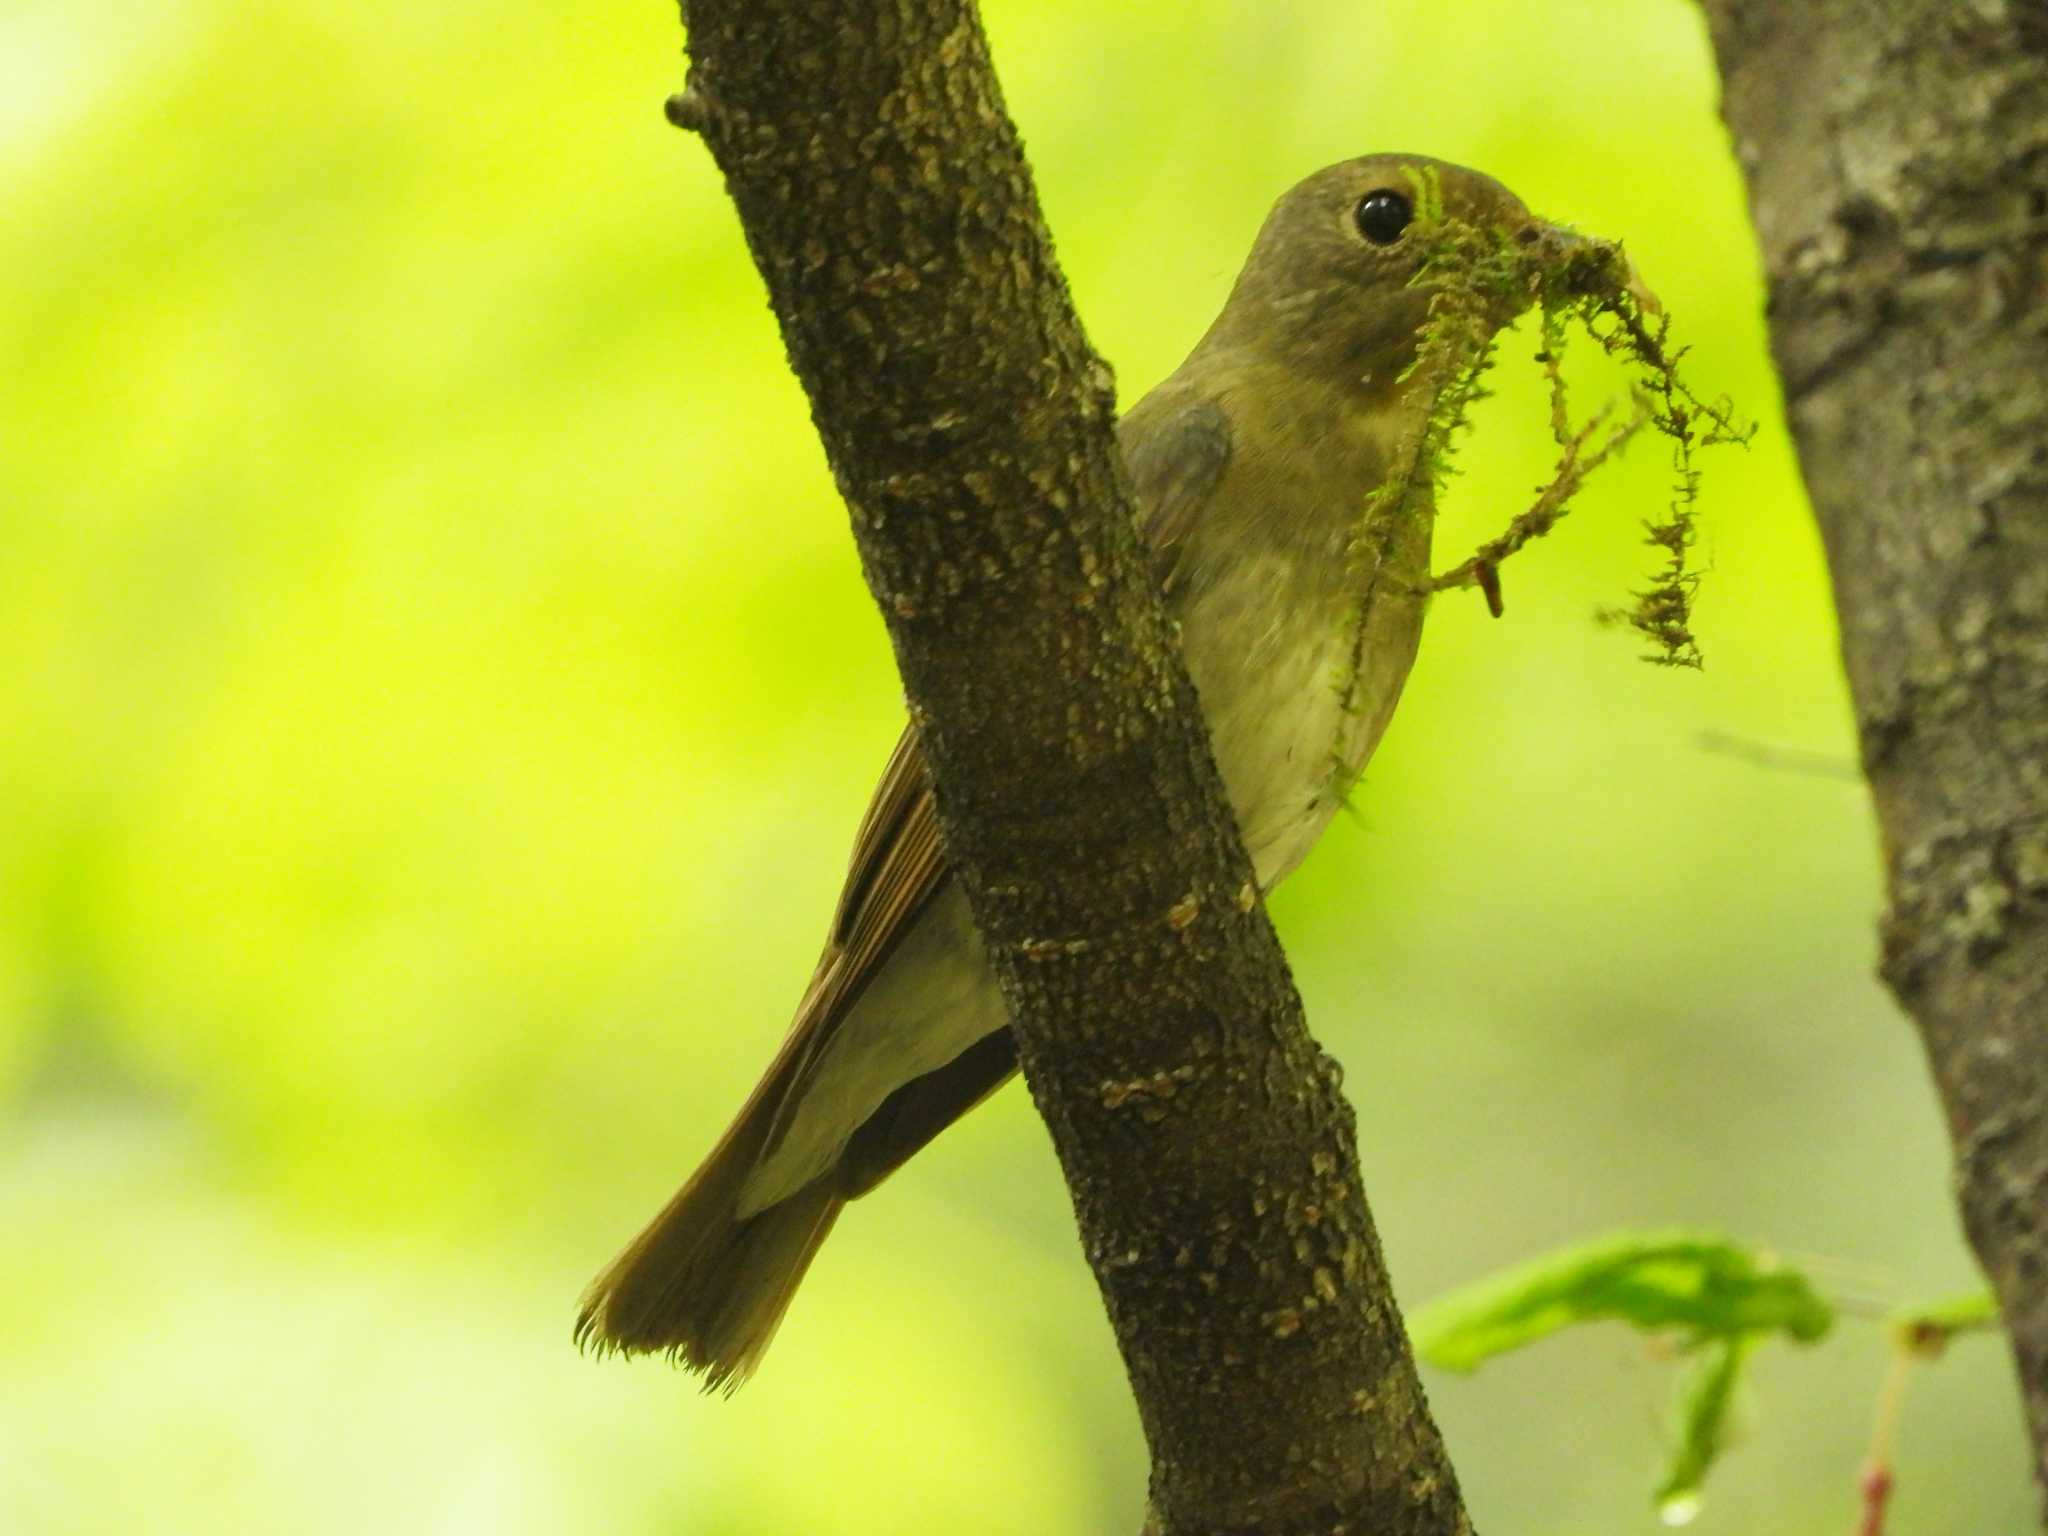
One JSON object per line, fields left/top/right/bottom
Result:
{"left": 1409, "top": 1229, "right": 1833, "bottom": 1372}
{"left": 1653, "top": 1335, "right": 1753, "bottom": 1525}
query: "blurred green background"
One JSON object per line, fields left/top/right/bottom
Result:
{"left": 1, "top": 0, "right": 2030, "bottom": 1531}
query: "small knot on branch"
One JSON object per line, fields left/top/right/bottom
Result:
{"left": 664, "top": 88, "right": 709, "bottom": 133}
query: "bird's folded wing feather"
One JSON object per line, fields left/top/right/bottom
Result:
{"left": 760, "top": 723, "right": 949, "bottom": 1156}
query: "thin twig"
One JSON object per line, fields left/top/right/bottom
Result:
{"left": 1432, "top": 393, "right": 1652, "bottom": 597}
{"left": 1694, "top": 730, "right": 1863, "bottom": 781}
{"left": 1854, "top": 1349, "right": 1913, "bottom": 1536}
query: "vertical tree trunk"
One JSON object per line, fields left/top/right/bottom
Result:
{"left": 1701, "top": 0, "right": 2048, "bottom": 1513}
{"left": 668, "top": 2, "right": 1471, "bottom": 1530}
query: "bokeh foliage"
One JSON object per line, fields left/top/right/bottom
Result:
{"left": 0, "top": 1, "right": 2030, "bottom": 1531}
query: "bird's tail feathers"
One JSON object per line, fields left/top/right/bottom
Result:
{"left": 575, "top": 1024, "right": 847, "bottom": 1393}
{"left": 575, "top": 1143, "right": 843, "bottom": 1393}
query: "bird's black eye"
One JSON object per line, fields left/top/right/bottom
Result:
{"left": 1354, "top": 189, "right": 1413, "bottom": 245}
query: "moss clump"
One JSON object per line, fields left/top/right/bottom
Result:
{"left": 1404, "top": 208, "right": 1751, "bottom": 669}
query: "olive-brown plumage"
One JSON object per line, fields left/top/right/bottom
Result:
{"left": 578, "top": 155, "right": 1565, "bottom": 1387}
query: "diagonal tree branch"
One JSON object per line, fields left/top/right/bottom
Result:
{"left": 1702, "top": 1, "right": 2048, "bottom": 1518}
{"left": 667, "top": 2, "right": 1469, "bottom": 1531}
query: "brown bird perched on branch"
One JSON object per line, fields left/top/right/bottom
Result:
{"left": 578, "top": 154, "right": 1601, "bottom": 1387}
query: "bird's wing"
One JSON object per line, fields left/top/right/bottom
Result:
{"left": 830, "top": 722, "right": 941, "bottom": 955}
{"left": 758, "top": 722, "right": 950, "bottom": 1156}
{"left": 766, "top": 392, "right": 1236, "bottom": 1170}
{"left": 1121, "top": 390, "right": 1234, "bottom": 588}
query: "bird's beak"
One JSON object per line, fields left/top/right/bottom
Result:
{"left": 1522, "top": 220, "right": 1664, "bottom": 317}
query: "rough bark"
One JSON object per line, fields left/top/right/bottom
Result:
{"left": 667, "top": 3, "right": 1469, "bottom": 1532}
{"left": 1701, "top": 0, "right": 2048, "bottom": 1513}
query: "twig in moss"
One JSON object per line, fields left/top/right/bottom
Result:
{"left": 1432, "top": 389, "right": 1653, "bottom": 613}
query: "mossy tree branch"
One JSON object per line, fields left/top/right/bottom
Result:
{"left": 666, "top": 2, "right": 1469, "bottom": 1531}
{"left": 1702, "top": 1, "right": 2048, "bottom": 1517}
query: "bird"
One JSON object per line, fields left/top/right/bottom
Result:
{"left": 578, "top": 154, "right": 1580, "bottom": 1387}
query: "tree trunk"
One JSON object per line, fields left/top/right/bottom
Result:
{"left": 1701, "top": 0, "right": 2048, "bottom": 1514}
{"left": 666, "top": 2, "right": 1470, "bottom": 1531}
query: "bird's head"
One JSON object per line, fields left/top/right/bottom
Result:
{"left": 1201, "top": 154, "right": 1654, "bottom": 404}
